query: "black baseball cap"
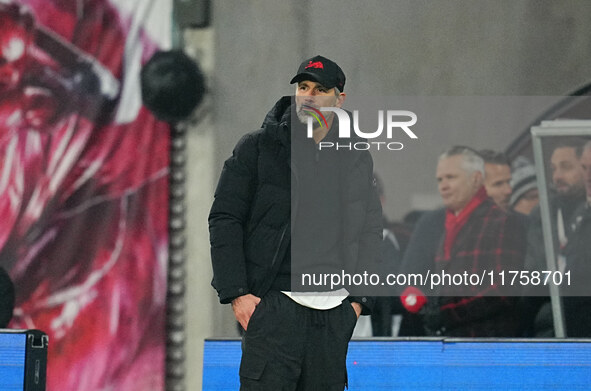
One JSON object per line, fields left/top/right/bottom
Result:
{"left": 290, "top": 55, "right": 346, "bottom": 91}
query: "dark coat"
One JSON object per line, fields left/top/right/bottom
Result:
{"left": 519, "top": 194, "right": 586, "bottom": 337}
{"left": 561, "top": 203, "right": 591, "bottom": 337}
{"left": 399, "top": 208, "right": 446, "bottom": 277}
{"left": 209, "top": 97, "right": 382, "bottom": 312}
{"left": 397, "top": 209, "right": 446, "bottom": 336}
{"left": 523, "top": 196, "right": 583, "bottom": 277}
{"left": 427, "top": 199, "right": 526, "bottom": 337}
{"left": 401, "top": 199, "right": 527, "bottom": 337}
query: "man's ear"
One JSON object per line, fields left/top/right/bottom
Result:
{"left": 336, "top": 92, "right": 346, "bottom": 108}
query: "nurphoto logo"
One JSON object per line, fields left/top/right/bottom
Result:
{"left": 304, "top": 107, "right": 418, "bottom": 151}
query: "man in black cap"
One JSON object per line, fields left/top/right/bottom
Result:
{"left": 209, "top": 55, "right": 382, "bottom": 390}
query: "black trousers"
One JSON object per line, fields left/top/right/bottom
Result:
{"left": 239, "top": 290, "right": 358, "bottom": 391}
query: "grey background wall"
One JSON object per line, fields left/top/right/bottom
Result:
{"left": 211, "top": 0, "right": 591, "bottom": 220}
{"left": 183, "top": 1, "right": 591, "bottom": 389}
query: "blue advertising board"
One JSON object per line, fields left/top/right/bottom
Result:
{"left": 203, "top": 338, "right": 591, "bottom": 390}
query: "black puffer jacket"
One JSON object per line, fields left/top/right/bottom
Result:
{"left": 561, "top": 202, "right": 591, "bottom": 337}
{"left": 209, "top": 96, "right": 382, "bottom": 312}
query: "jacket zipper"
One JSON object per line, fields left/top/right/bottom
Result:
{"left": 271, "top": 224, "right": 288, "bottom": 266}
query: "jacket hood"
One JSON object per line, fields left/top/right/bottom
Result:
{"left": 261, "top": 96, "right": 292, "bottom": 129}
{"left": 260, "top": 96, "right": 293, "bottom": 147}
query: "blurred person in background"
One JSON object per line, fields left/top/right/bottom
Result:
{"left": 558, "top": 140, "right": 591, "bottom": 337}
{"left": 399, "top": 146, "right": 525, "bottom": 337}
{"left": 525, "top": 139, "right": 586, "bottom": 275}
{"left": 479, "top": 149, "right": 513, "bottom": 211}
{"left": 509, "top": 156, "right": 539, "bottom": 216}
{"left": 520, "top": 139, "right": 586, "bottom": 337}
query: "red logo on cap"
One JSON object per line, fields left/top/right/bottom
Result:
{"left": 305, "top": 61, "right": 324, "bottom": 69}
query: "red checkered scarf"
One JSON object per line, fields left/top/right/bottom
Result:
{"left": 443, "top": 187, "right": 488, "bottom": 260}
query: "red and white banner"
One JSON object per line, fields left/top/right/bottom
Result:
{"left": 0, "top": 0, "right": 172, "bottom": 389}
